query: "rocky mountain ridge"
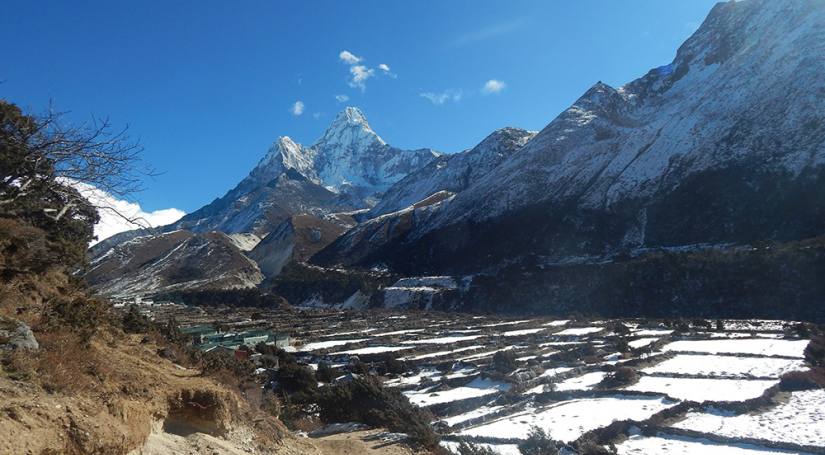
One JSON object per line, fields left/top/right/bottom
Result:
{"left": 314, "top": 0, "right": 825, "bottom": 274}
{"left": 172, "top": 107, "right": 438, "bottom": 235}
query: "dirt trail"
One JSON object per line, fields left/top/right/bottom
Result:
{"left": 131, "top": 428, "right": 422, "bottom": 455}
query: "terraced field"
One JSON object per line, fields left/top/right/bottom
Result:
{"left": 157, "top": 305, "right": 823, "bottom": 454}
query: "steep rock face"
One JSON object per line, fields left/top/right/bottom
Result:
{"left": 171, "top": 107, "right": 437, "bottom": 236}
{"left": 247, "top": 213, "right": 356, "bottom": 278}
{"left": 368, "top": 127, "right": 535, "bottom": 217}
{"left": 174, "top": 169, "right": 345, "bottom": 236}
{"left": 314, "top": 0, "right": 825, "bottom": 273}
{"left": 311, "top": 191, "right": 452, "bottom": 268}
{"left": 85, "top": 230, "right": 264, "bottom": 296}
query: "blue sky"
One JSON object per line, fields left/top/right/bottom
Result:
{"left": 1, "top": 0, "right": 718, "bottom": 213}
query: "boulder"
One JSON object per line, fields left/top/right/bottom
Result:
{"left": 0, "top": 318, "right": 39, "bottom": 351}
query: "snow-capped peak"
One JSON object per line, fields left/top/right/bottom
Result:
{"left": 315, "top": 106, "right": 386, "bottom": 149}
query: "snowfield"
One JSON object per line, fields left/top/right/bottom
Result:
{"left": 441, "top": 405, "right": 505, "bottom": 427}
{"left": 617, "top": 433, "right": 817, "bottom": 455}
{"left": 404, "top": 377, "right": 510, "bottom": 407}
{"left": 555, "top": 327, "right": 604, "bottom": 336}
{"left": 625, "top": 376, "right": 778, "bottom": 402}
{"left": 672, "top": 389, "right": 825, "bottom": 446}
{"left": 628, "top": 337, "right": 660, "bottom": 349}
{"left": 330, "top": 345, "right": 411, "bottom": 355}
{"left": 459, "top": 395, "right": 676, "bottom": 442}
{"left": 642, "top": 354, "right": 807, "bottom": 378}
{"left": 401, "top": 345, "right": 483, "bottom": 361}
{"left": 298, "top": 338, "right": 369, "bottom": 351}
{"left": 662, "top": 339, "right": 809, "bottom": 358}
{"left": 401, "top": 335, "right": 483, "bottom": 345}
{"left": 543, "top": 320, "right": 570, "bottom": 327}
{"left": 502, "top": 328, "right": 546, "bottom": 337}
{"left": 370, "top": 329, "right": 426, "bottom": 337}
{"left": 554, "top": 371, "right": 607, "bottom": 391}
{"left": 441, "top": 441, "right": 521, "bottom": 455}
{"left": 163, "top": 301, "right": 819, "bottom": 453}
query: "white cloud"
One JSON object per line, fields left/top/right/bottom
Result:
{"left": 70, "top": 181, "right": 185, "bottom": 245}
{"left": 312, "top": 112, "right": 322, "bottom": 119}
{"left": 335, "top": 94, "right": 349, "bottom": 103}
{"left": 377, "top": 63, "right": 396, "bottom": 79}
{"left": 419, "top": 89, "right": 462, "bottom": 105}
{"left": 482, "top": 79, "right": 507, "bottom": 94}
{"left": 349, "top": 65, "right": 375, "bottom": 91}
{"left": 338, "top": 51, "right": 395, "bottom": 90}
{"left": 291, "top": 100, "right": 305, "bottom": 116}
{"left": 339, "top": 50, "right": 362, "bottom": 65}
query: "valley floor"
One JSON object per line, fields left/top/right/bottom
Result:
{"left": 136, "top": 303, "right": 824, "bottom": 454}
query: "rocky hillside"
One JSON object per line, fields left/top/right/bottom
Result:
{"left": 85, "top": 230, "right": 265, "bottom": 296}
{"left": 248, "top": 212, "right": 357, "bottom": 279}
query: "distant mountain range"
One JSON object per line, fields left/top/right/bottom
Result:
{"left": 87, "top": 0, "right": 825, "bottom": 321}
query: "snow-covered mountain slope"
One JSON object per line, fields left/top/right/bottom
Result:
{"left": 432, "top": 0, "right": 825, "bottom": 228}
{"left": 85, "top": 230, "right": 264, "bottom": 296}
{"left": 368, "top": 127, "right": 535, "bottom": 217}
{"left": 171, "top": 107, "right": 438, "bottom": 235}
{"left": 314, "top": 0, "right": 825, "bottom": 273}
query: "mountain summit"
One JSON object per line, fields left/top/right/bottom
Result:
{"left": 317, "top": 106, "right": 385, "bottom": 149}
{"left": 172, "top": 107, "right": 438, "bottom": 235}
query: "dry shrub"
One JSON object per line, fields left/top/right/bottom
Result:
{"left": 35, "top": 331, "right": 111, "bottom": 394}
{"left": 1, "top": 348, "right": 36, "bottom": 381}
{"left": 261, "top": 392, "right": 282, "bottom": 418}
{"left": 39, "top": 295, "right": 114, "bottom": 345}
{"left": 0, "top": 218, "right": 56, "bottom": 276}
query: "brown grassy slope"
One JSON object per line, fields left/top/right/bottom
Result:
{"left": 0, "top": 218, "right": 284, "bottom": 454}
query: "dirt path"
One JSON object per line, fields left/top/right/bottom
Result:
{"left": 131, "top": 428, "right": 422, "bottom": 455}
